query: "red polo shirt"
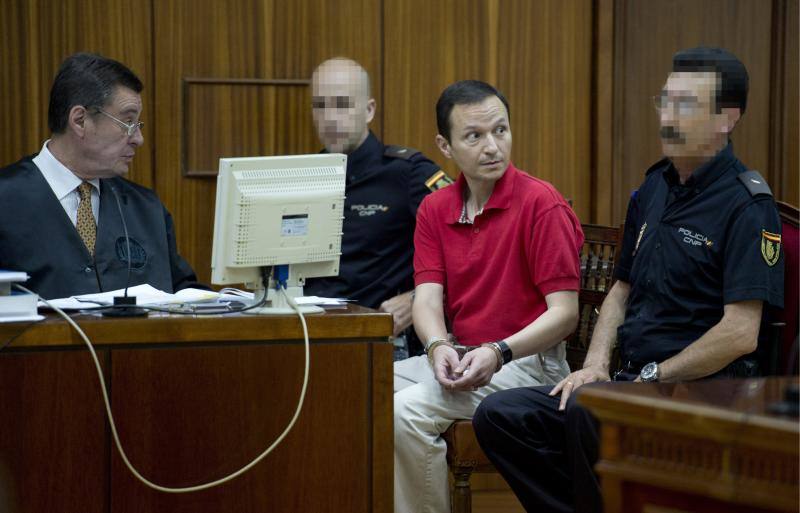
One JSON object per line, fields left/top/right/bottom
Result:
{"left": 414, "top": 163, "right": 583, "bottom": 346}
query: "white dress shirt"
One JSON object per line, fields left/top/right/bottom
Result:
{"left": 32, "top": 140, "right": 100, "bottom": 226}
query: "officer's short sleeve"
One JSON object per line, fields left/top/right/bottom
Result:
{"left": 723, "top": 199, "right": 784, "bottom": 308}
{"left": 613, "top": 191, "right": 640, "bottom": 283}
{"left": 413, "top": 197, "right": 445, "bottom": 286}
{"left": 407, "top": 155, "right": 451, "bottom": 216}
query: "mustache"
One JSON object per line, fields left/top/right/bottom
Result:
{"left": 660, "top": 126, "right": 685, "bottom": 143}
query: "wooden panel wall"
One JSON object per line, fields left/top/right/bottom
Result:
{"left": 383, "top": 0, "right": 594, "bottom": 220}
{"left": 0, "top": 0, "right": 154, "bottom": 188}
{"left": 1, "top": 0, "right": 796, "bottom": 284}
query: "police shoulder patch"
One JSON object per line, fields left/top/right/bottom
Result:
{"left": 737, "top": 170, "right": 773, "bottom": 197}
{"left": 761, "top": 229, "right": 781, "bottom": 266}
{"left": 424, "top": 170, "right": 454, "bottom": 191}
{"left": 384, "top": 145, "right": 421, "bottom": 160}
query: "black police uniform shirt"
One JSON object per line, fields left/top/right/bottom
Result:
{"left": 613, "top": 143, "right": 784, "bottom": 367}
{"left": 304, "top": 131, "right": 449, "bottom": 309}
{"left": 0, "top": 156, "right": 204, "bottom": 299}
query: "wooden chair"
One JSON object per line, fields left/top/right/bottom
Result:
{"left": 443, "top": 223, "right": 623, "bottom": 513}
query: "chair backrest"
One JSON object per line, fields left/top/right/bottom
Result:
{"left": 775, "top": 201, "right": 799, "bottom": 375}
{"left": 566, "top": 224, "right": 623, "bottom": 371}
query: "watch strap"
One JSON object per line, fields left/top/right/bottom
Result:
{"left": 496, "top": 340, "right": 513, "bottom": 364}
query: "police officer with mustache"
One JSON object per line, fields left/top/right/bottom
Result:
{"left": 473, "top": 47, "right": 784, "bottom": 513}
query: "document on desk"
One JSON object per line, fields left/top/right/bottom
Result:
{"left": 217, "top": 287, "right": 350, "bottom": 307}
{"left": 40, "top": 284, "right": 220, "bottom": 310}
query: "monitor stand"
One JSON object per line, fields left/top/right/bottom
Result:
{"left": 243, "top": 284, "right": 324, "bottom": 315}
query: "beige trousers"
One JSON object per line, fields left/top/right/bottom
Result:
{"left": 393, "top": 343, "right": 569, "bottom": 513}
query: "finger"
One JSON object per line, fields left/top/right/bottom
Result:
{"left": 434, "top": 363, "right": 455, "bottom": 387}
{"left": 452, "top": 363, "right": 493, "bottom": 390}
{"left": 550, "top": 379, "right": 566, "bottom": 396}
{"left": 446, "top": 352, "right": 464, "bottom": 372}
{"left": 454, "top": 352, "right": 473, "bottom": 374}
{"left": 558, "top": 380, "right": 575, "bottom": 411}
{"left": 439, "top": 351, "right": 462, "bottom": 382}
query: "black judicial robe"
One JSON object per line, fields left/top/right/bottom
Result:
{"left": 0, "top": 156, "right": 202, "bottom": 299}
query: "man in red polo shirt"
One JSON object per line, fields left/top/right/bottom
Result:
{"left": 393, "top": 80, "right": 584, "bottom": 513}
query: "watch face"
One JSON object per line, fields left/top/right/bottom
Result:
{"left": 641, "top": 362, "right": 658, "bottom": 381}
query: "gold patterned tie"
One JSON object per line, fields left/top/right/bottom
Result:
{"left": 76, "top": 182, "right": 96, "bottom": 255}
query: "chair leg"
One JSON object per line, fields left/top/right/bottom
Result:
{"left": 451, "top": 468, "right": 474, "bottom": 513}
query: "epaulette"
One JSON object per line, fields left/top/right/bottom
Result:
{"left": 384, "top": 145, "right": 421, "bottom": 160}
{"left": 737, "top": 170, "right": 773, "bottom": 197}
{"left": 424, "top": 170, "right": 454, "bottom": 191}
{"left": 645, "top": 157, "right": 670, "bottom": 176}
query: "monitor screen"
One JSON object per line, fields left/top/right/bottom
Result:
{"left": 211, "top": 153, "right": 347, "bottom": 308}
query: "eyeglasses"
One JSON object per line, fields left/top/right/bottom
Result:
{"left": 94, "top": 109, "right": 144, "bottom": 137}
{"left": 652, "top": 93, "right": 703, "bottom": 117}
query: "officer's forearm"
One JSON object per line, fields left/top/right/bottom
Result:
{"left": 582, "top": 281, "right": 630, "bottom": 372}
{"left": 658, "top": 300, "right": 762, "bottom": 382}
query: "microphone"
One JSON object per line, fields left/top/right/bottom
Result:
{"left": 102, "top": 185, "right": 147, "bottom": 317}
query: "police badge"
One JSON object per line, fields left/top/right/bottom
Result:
{"left": 760, "top": 230, "right": 781, "bottom": 266}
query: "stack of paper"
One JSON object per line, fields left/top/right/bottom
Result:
{"left": 39, "top": 284, "right": 220, "bottom": 310}
{"left": 0, "top": 270, "right": 44, "bottom": 323}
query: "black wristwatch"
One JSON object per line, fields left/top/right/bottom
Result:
{"left": 639, "top": 362, "right": 660, "bottom": 382}
{"left": 495, "top": 340, "right": 513, "bottom": 365}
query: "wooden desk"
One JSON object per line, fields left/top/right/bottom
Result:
{"left": 0, "top": 306, "right": 393, "bottom": 513}
{"left": 578, "top": 378, "right": 799, "bottom": 513}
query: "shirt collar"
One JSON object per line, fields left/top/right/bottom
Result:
{"left": 663, "top": 142, "right": 736, "bottom": 191}
{"left": 447, "top": 162, "right": 518, "bottom": 224}
{"left": 346, "top": 131, "right": 382, "bottom": 174}
{"left": 32, "top": 140, "right": 100, "bottom": 200}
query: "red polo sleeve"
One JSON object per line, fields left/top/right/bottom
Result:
{"left": 528, "top": 204, "right": 584, "bottom": 295}
{"left": 413, "top": 197, "right": 446, "bottom": 286}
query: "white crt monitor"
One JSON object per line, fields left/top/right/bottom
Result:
{"left": 211, "top": 153, "right": 346, "bottom": 304}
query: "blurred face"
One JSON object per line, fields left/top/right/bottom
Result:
{"left": 657, "top": 71, "right": 739, "bottom": 159}
{"left": 79, "top": 85, "right": 144, "bottom": 178}
{"left": 435, "top": 95, "right": 511, "bottom": 184}
{"left": 311, "top": 59, "right": 375, "bottom": 154}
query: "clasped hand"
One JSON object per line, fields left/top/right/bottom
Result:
{"left": 431, "top": 345, "right": 498, "bottom": 391}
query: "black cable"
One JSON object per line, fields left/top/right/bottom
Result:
{"left": 109, "top": 186, "right": 133, "bottom": 298}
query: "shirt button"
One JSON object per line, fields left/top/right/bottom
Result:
{"left": 655, "top": 243, "right": 661, "bottom": 249}
{"left": 473, "top": 227, "right": 479, "bottom": 234}
{"left": 84, "top": 266, "right": 93, "bottom": 273}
